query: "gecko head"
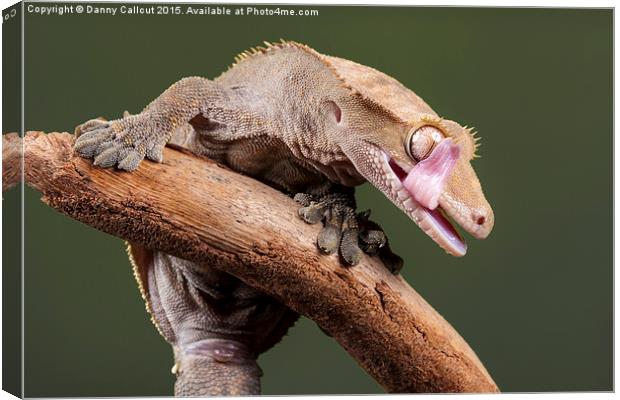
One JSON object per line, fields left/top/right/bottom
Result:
{"left": 337, "top": 112, "right": 494, "bottom": 257}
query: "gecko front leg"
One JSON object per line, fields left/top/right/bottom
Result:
{"left": 74, "top": 77, "right": 224, "bottom": 170}
{"left": 294, "top": 183, "right": 403, "bottom": 274}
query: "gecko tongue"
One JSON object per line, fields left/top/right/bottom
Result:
{"left": 402, "top": 138, "right": 460, "bottom": 210}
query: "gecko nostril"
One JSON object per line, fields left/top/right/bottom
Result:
{"left": 476, "top": 216, "right": 486, "bottom": 226}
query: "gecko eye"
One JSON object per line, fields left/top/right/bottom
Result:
{"left": 405, "top": 125, "right": 445, "bottom": 161}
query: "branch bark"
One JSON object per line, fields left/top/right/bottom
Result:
{"left": 3, "top": 133, "right": 21, "bottom": 191}
{"left": 23, "top": 131, "right": 499, "bottom": 393}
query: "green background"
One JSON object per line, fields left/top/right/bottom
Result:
{"left": 13, "top": 3, "right": 613, "bottom": 396}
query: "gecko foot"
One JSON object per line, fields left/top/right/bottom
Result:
{"left": 357, "top": 210, "right": 404, "bottom": 274}
{"left": 73, "top": 112, "right": 169, "bottom": 171}
{"left": 294, "top": 185, "right": 403, "bottom": 274}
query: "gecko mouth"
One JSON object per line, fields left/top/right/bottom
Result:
{"left": 381, "top": 151, "right": 467, "bottom": 257}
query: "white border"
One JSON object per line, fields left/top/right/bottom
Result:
{"left": 0, "top": 1, "right": 615, "bottom": 400}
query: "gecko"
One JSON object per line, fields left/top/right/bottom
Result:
{"left": 73, "top": 41, "right": 494, "bottom": 396}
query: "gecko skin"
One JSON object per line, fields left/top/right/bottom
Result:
{"left": 74, "top": 41, "right": 494, "bottom": 395}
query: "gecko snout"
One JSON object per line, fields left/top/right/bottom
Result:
{"left": 469, "top": 207, "right": 494, "bottom": 240}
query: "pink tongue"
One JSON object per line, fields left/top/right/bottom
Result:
{"left": 402, "top": 139, "right": 460, "bottom": 210}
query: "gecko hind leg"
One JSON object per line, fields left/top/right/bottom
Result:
{"left": 143, "top": 251, "right": 299, "bottom": 396}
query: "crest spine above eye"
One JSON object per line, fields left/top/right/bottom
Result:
{"left": 467, "top": 126, "right": 482, "bottom": 158}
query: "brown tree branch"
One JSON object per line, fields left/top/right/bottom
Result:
{"left": 23, "top": 131, "right": 499, "bottom": 393}
{"left": 3, "top": 133, "right": 21, "bottom": 191}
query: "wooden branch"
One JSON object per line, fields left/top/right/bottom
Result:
{"left": 23, "top": 131, "right": 499, "bottom": 393}
{"left": 3, "top": 133, "right": 21, "bottom": 191}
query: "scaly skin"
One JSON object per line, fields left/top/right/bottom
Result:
{"left": 127, "top": 245, "right": 298, "bottom": 396}
{"left": 75, "top": 40, "right": 494, "bottom": 258}
{"left": 75, "top": 41, "right": 495, "bottom": 395}
{"left": 174, "top": 353, "right": 261, "bottom": 396}
{"left": 294, "top": 182, "right": 403, "bottom": 272}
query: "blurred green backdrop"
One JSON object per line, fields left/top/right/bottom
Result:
{"left": 15, "top": 4, "right": 612, "bottom": 396}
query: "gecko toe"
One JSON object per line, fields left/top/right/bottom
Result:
{"left": 93, "top": 146, "right": 120, "bottom": 168}
{"left": 74, "top": 118, "right": 109, "bottom": 138}
{"left": 357, "top": 211, "right": 403, "bottom": 274}
{"left": 118, "top": 150, "right": 144, "bottom": 171}
{"left": 75, "top": 129, "right": 113, "bottom": 144}
{"left": 379, "top": 248, "right": 404, "bottom": 275}
{"left": 74, "top": 139, "right": 100, "bottom": 158}
{"left": 146, "top": 144, "right": 165, "bottom": 163}
{"left": 318, "top": 225, "right": 340, "bottom": 254}
{"left": 95, "top": 140, "right": 116, "bottom": 154}
{"left": 340, "top": 228, "right": 363, "bottom": 265}
{"left": 359, "top": 229, "right": 387, "bottom": 255}
{"left": 293, "top": 193, "right": 314, "bottom": 207}
{"left": 74, "top": 126, "right": 115, "bottom": 158}
{"left": 295, "top": 184, "right": 402, "bottom": 272}
{"left": 298, "top": 204, "right": 326, "bottom": 224}
{"left": 73, "top": 112, "right": 165, "bottom": 171}
{"left": 317, "top": 208, "right": 344, "bottom": 253}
